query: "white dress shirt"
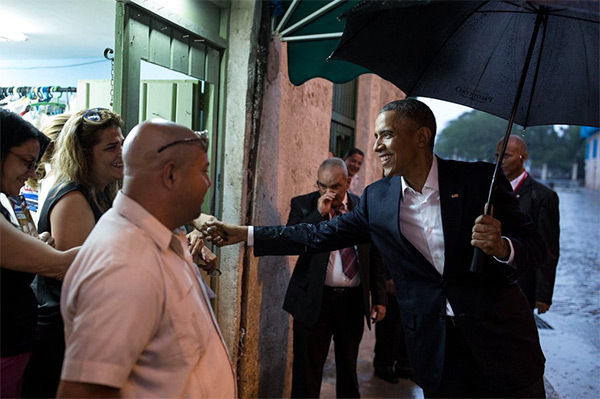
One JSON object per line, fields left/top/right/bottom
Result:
{"left": 399, "top": 156, "right": 455, "bottom": 315}
{"left": 324, "top": 193, "right": 360, "bottom": 287}
{"left": 510, "top": 170, "right": 528, "bottom": 192}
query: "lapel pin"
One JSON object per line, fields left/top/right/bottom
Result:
{"left": 451, "top": 193, "right": 460, "bottom": 198}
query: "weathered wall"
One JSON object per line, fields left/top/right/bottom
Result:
{"left": 239, "top": 35, "right": 334, "bottom": 398}
{"left": 219, "top": 0, "right": 260, "bottom": 374}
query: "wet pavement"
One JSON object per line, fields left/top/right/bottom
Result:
{"left": 536, "top": 187, "right": 600, "bottom": 399}
{"left": 320, "top": 187, "right": 600, "bottom": 399}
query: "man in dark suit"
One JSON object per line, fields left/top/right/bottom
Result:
{"left": 206, "top": 99, "right": 547, "bottom": 398}
{"left": 285, "top": 157, "right": 387, "bottom": 398}
{"left": 496, "top": 136, "right": 560, "bottom": 314}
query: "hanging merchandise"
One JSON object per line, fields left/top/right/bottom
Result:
{"left": 0, "top": 86, "right": 76, "bottom": 124}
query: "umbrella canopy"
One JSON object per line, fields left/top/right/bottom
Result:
{"left": 330, "top": 0, "right": 599, "bottom": 272}
{"left": 330, "top": 0, "right": 599, "bottom": 128}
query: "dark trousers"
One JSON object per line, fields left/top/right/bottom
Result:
{"left": 21, "top": 310, "right": 65, "bottom": 399}
{"left": 373, "top": 293, "right": 410, "bottom": 372}
{"left": 291, "top": 286, "right": 364, "bottom": 398}
{"left": 424, "top": 319, "right": 546, "bottom": 399}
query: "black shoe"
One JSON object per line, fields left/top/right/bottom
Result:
{"left": 374, "top": 366, "right": 399, "bottom": 384}
{"left": 394, "top": 363, "right": 413, "bottom": 381}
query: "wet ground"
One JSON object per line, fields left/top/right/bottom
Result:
{"left": 320, "top": 187, "right": 600, "bottom": 399}
{"left": 536, "top": 187, "right": 600, "bottom": 399}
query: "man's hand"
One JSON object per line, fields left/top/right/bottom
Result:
{"left": 317, "top": 190, "right": 336, "bottom": 216}
{"left": 192, "top": 213, "right": 218, "bottom": 232}
{"left": 38, "top": 231, "right": 56, "bottom": 248}
{"left": 535, "top": 302, "right": 551, "bottom": 314}
{"left": 187, "top": 230, "right": 219, "bottom": 274}
{"left": 471, "top": 214, "right": 509, "bottom": 258}
{"left": 370, "top": 305, "right": 386, "bottom": 323}
{"left": 204, "top": 220, "right": 249, "bottom": 247}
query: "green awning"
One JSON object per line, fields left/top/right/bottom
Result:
{"left": 274, "top": 0, "right": 371, "bottom": 86}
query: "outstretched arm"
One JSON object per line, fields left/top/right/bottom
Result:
{"left": 1, "top": 216, "right": 78, "bottom": 279}
{"left": 204, "top": 220, "right": 249, "bottom": 247}
{"left": 205, "top": 188, "right": 371, "bottom": 255}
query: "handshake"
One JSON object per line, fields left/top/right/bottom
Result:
{"left": 193, "top": 215, "right": 248, "bottom": 247}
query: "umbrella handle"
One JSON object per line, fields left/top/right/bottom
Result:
{"left": 470, "top": 247, "right": 486, "bottom": 273}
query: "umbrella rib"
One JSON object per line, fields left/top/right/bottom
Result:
{"left": 480, "top": 8, "right": 598, "bottom": 24}
{"left": 545, "top": 14, "right": 599, "bottom": 24}
{"left": 522, "top": 10, "right": 550, "bottom": 127}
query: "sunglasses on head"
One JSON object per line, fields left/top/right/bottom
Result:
{"left": 157, "top": 130, "right": 209, "bottom": 153}
{"left": 82, "top": 108, "right": 109, "bottom": 123}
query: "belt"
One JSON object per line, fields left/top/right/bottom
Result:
{"left": 324, "top": 286, "right": 360, "bottom": 294}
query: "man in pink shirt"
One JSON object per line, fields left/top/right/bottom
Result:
{"left": 57, "top": 121, "right": 235, "bottom": 398}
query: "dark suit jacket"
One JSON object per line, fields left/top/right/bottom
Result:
{"left": 515, "top": 174, "right": 560, "bottom": 307}
{"left": 282, "top": 191, "right": 387, "bottom": 329}
{"left": 253, "top": 158, "right": 546, "bottom": 392}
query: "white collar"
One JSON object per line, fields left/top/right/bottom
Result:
{"left": 401, "top": 155, "right": 440, "bottom": 195}
{"left": 510, "top": 170, "right": 528, "bottom": 190}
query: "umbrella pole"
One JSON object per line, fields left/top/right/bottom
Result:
{"left": 471, "top": 7, "right": 546, "bottom": 273}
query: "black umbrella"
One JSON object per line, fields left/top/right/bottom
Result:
{"left": 329, "top": 0, "right": 599, "bottom": 271}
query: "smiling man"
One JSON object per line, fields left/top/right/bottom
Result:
{"left": 57, "top": 121, "right": 235, "bottom": 398}
{"left": 206, "top": 99, "right": 547, "bottom": 398}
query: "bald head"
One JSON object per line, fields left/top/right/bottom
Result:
{"left": 123, "top": 119, "right": 202, "bottom": 176}
{"left": 497, "top": 135, "right": 527, "bottom": 154}
{"left": 496, "top": 135, "right": 528, "bottom": 181}
{"left": 122, "top": 120, "right": 211, "bottom": 229}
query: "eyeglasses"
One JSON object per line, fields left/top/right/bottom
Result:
{"left": 82, "top": 107, "right": 109, "bottom": 123}
{"left": 157, "top": 130, "right": 209, "bottom": 153}
{"left": 10, "top": 150, "right": 39, "bottom": 172}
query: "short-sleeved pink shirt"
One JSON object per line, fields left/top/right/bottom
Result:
{"left": 61, "top": 192, "right": 236, "bottom": 398}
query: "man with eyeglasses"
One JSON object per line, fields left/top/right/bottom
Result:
{"left": 57, "top": 120, "right": 235, "bottom": 398}
{"left": 283, "top": 157, "right": 387, "bottom": 398}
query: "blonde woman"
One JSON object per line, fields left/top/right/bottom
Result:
{"left": 22, "top": 108, "right": 124, "bottom": 398}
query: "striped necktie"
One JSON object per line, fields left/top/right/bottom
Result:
{"left": 331, "top": 204, "right": 357, "bottom": 279}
